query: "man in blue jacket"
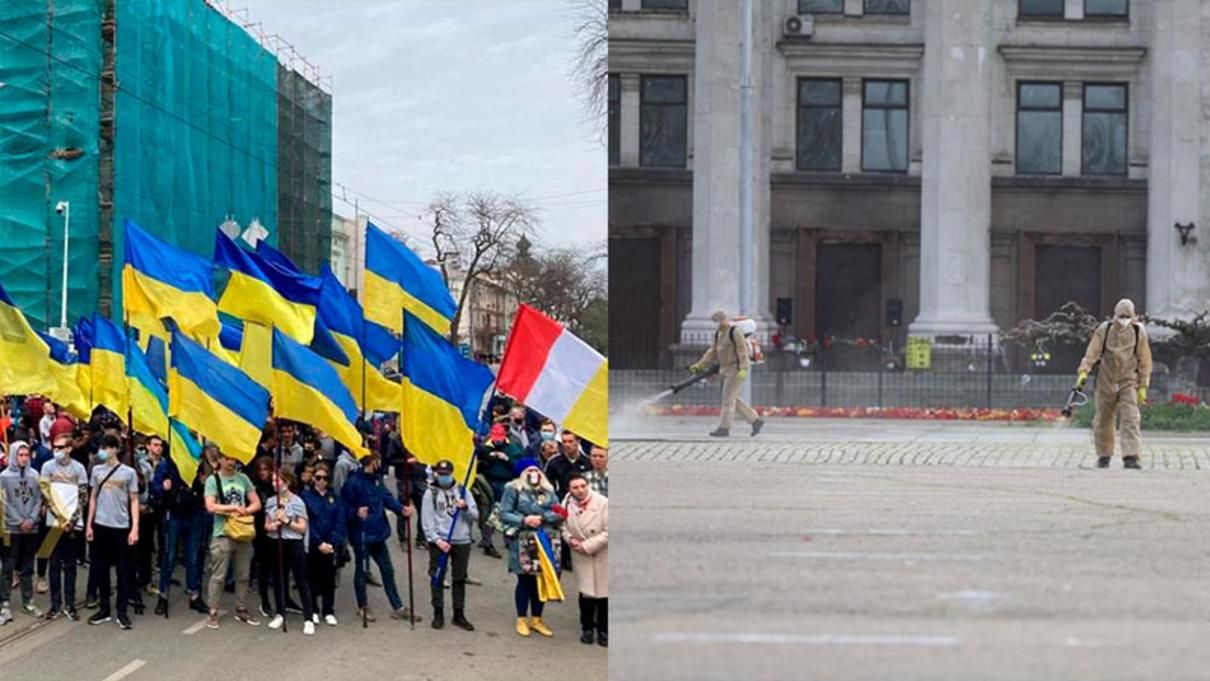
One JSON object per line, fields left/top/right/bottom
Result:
{"left": 340, "top": 453, "right": 420, "bottom": 623}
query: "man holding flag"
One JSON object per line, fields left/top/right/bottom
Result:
{"left": 421, "top": 458, "right": 477, "bottom": 632}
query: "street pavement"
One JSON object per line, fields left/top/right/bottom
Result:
{"left": 611, "top": 416, "right": 1210, "bottom": 681}
{"left": 0, "top": 509, "right": 605, "bottom": 681}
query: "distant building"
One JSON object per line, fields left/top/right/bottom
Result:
{"left": 330, "top": 213, "right": 368, "bottom": 295}
{"left": 448, "top": 269, "right": 518, "bottom": 362}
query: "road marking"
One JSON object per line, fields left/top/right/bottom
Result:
{"left": 803, "top": 528, "right": 980, "bottom": 536}
{"left": 100, "top": 659, "right": 146, "bottom": 681}
{"left": 182, "top": 611, "right": 225, "bottom": 635}
{"left": 654, "top": 632, "right": 961, "bottom": 647}
{"left": 770, "top": 551, "right": 985, "bottom": 561}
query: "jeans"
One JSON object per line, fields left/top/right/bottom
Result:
{"left": 92, "top": 525, "right": 133, "bottom": 616}
{"left": 135, "top": 510, "right": 157, "bottom": 593}
{"left": 353, "top": 540, "right": 402, "bottom": 610}
{"left": 254, "top": 534, "right": 274, "bottom": 610}
{"left": 271, "top": 538, "right": 312, "bottom": 620}
{"left": 0, "top": 533, "right": 37, "bottom": 605}
{"left": 428, "top": 542, "right": 470, "bottom": 612}
{"left": 514, "top": 574, "right": 544, "bottom": 617}
{"left": 159, "top": 512, "right": 202, "bottom": 597}
{"left": 48, "top": 531, "right": 79, "bottom": 610}
{"left": 579, "top": 594, "right": 608, "bottom": 634}
{"left": 306, "top": 548, "right": 337, "bottom": 617}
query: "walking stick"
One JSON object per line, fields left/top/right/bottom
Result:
{"left": 403, "top": 474, "right": 415, "bottom": 630}
{"left": 275, "top": 430, "right": 287, "bottom": 633}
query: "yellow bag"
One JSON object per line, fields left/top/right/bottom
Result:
{"left": 223, "top": 514, "right": 256, "bottom": 543}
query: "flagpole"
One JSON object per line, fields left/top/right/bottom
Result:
{"left": 269, "top": 322, "right": 287, "bottom": 634}
{"left": 434, "top": 378, "right": 496, "bottom": 588}
{"left": 400, "top": 307, "right": 415, "bottom": 629}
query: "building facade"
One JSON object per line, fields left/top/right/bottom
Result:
{"left": 449, "top": 270, "right": 518, "bottom": 362}
{"left": 330, "top": 213, "right": 368, "bottom": 295}
{"left": 608, "top": 0, "right": 1210, "bottom": 369}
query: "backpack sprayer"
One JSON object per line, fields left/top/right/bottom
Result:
{"left": 669, "top": 317, "right": 764, "bottom": 395}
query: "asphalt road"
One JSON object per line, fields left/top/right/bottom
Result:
{"left": 611, "top": 417, "right": 1210, "bottom": 681}
{"left": 0, "top": 516, "right": 605, "bottom": 681}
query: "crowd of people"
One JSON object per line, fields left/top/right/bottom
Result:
{"left": 0, "top": 395, "right": 608, "bottom": 646}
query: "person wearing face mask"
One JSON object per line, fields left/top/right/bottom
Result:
{"left": 84, "top": 434, "right": 140, "bottom": 630}
{"left": 39, "top": 433, "right": 88, "bottom": 621}
{"left": 507, "top": 406, "right": 536, "bottom": 450}
{"left": 526, "top": 419, "right": 558, "bottom": 460}
{"left": 341, "top": 453, "right": 420, "bottom": 623}
{"left": 562, "top": 473, "right": 608, "bottom": 647}
{"left": 130, "top": 439, "right": 155, "bottom": 612}
{"left": 478, "top": 423, "right": 522, "bottom": 560}
{"left": 499, "top": 458, "right": 564, "bottom": 638}
{"left": 0, "top": 441, "right": 44, "bottom": 623}
{"left": 264, "top": 470, "right": 313, "bottom": 635}
{"left": 1076, "top": 298, "right": 1154, "bottom": 469}
{"left": 421, "top": 459, "right": 477, "bottom": 632}
{"left": 302, "top": 462, "right": 344, "bottom": 627}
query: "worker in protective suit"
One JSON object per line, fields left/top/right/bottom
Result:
{"left": 689, "top": 310, "right": 765, "bottom": 438}
{"left": 1075, "top": 298, "right": 1153, "bottom": 469}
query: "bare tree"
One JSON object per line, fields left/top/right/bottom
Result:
{"left": 568, "top": 0, "right": 609, "bottom": 137}
{"left": 503, "top": 244, "right": 607, "bottom": 348}
{"left": 426, "top": 192, "right": 538, "bottom": 345}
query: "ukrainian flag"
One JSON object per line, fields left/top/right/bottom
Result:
{"left": 90, "top": 315, "right": 129, "bottom": 421}
{"left": 364, "top": 222, "right": 456, "bottom": 337}
{"left": 35, "top": 330, "right": 89, "bottom": 421}
{"left": 169, "top": 331, "right": 269, "bottom": 464}
{"left": 399, "top": 310, "right": 494, "bottom": 485}
{"left": 122, "top": 219, "right": 219, "bottom": 339}
{"left": 0, "top": 282, "right": 56, "bottom": 397}
{"left": 214, "top": 230, "right": 322, "bottom": 345}
{"left": 318, "top": 264, "right": 401, "bottom": 413}
{"left": 127, "top": 337, "right": 203, "bottom": 482}
{"left": 270, "top": 329, "right": 366, "bottom": 456}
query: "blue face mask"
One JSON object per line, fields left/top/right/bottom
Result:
{"left": 436, "top": 474, "right": 455, "bottom": 488}
{"left": 540, "top": 431, "right": 555, "bottom": 442}
{"left": 96, "top": 449, "right": 110, "bottom": 463}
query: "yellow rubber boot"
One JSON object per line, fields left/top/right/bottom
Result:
{"left": 515, "top": 617, "right": 531, "bottom": 637}
{"left": 530, "top": 617, "right": 553, "bottom": 637}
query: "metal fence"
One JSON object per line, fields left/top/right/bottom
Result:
{"left": 612, "top": 333, "right": 1210, "bottom": 410}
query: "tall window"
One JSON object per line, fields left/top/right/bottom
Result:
{"left": 1085, "top": 0, "right": 1128, "bottom": 16}
{"left": 864, "top": 0, "right": 909, "bottom": 14}
{"left": 1082, "top": 83, "right": 1127, "bottom": 176}
{"left": 1016, "top": 82, "right": 1062, "bottom": 175}
{"left": 640, "top": 75, "right": 688, "bottom": 168}
{"left": 1019, "top": 0, "right": 1064, "bottom": 16}
{"left": 608, "top": 74, "right": 620, "bottom": 166}
{"left": 641, "top": 0, "right": 687, "bottom": 9}
{"left": 797, "top": 78, "right": 842, "bottom": 171}
{"left": 799, "top": 0, "right": 843, "bottom": 12}
{"left": 608, "top": 0, "right": 621, "bottom": 9}
{"left": 862, "top": 80, "right": 908, "bottom": 172}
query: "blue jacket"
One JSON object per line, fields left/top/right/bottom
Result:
{"left": 499, "top": 480, "right": 563, "bottom": 574}
{"left": 302, "top": 487, "right": 347, "bottom": 549}
{"left": 340, "top": 467, "right": 403, "bottom": 545}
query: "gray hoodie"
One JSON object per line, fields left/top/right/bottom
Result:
{"left": 333, "top": 451, "right": 359, "bottom": 494}
{"left": 1, "top": 441, "right": 42, "bottom": 533}
{"left": 421, "top": 482, "right": 478, "bottom": 545}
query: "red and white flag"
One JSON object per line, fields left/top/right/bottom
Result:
{"left": 496, "top": 304, "right": 607, "bottom": 447}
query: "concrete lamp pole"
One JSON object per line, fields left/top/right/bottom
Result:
{"left": 55, "top": 200, "right": 70, "bottom": 333}
{"left": 739, "top": 0, "right": 754, "bottom": 405}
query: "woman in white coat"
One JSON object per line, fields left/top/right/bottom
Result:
{"left": 562, "top": 473, "right": 608, "bottom": 647}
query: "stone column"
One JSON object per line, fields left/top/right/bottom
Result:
{"left": 908, "top": 0, "right": 998, "bottom": 337}
{"left": 680, "top": 0, "right": 772, "bottom": 343}
{"left": 841, "top": 77, "right": 863, "bottom": 174}
{"left": 1146, "top": 0, "right": 1210, "bottom": 320}
{"left": 1061, "top": 81, "right": 1082, "bottom": 177}
{"left": 619, "top": 74, "right": 640, "bottom": 167}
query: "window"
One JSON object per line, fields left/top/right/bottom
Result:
{"left": 864, "top": 0, "right": 909, "bottom": 14}
{"left": 1019, "top": 0, "right": 1064, "bottom": 16}
{"left": 608, "top": 0, "right": 621, "bottom": 9}
{"left": 797, "top": 78, "right": 842, "bottom": 171}
{"left": 1016, "top": 82, "right": 1062, "bottom": 175}
{"left": 608, "top": 74, "right": 620, "bottom": 166}
{"left": 799, "top": 0, "right": 843, "bottom": 12}
{"left": 641, "top": 0, "right": 687, "bottom": 9}
{"left": 640, "top": 75, "right": 688, "bottom": 168}
{"left": 1085, "top": 0, "right": 1127, "bottom": 16}
{"left": 1082, "top": 83, "right": 1127, "bottom": 175}
{"left": 862, "top": 80, "right": 908, "bottom": 172}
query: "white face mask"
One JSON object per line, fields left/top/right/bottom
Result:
{"left": 1116, "top": 317, "right": 1131, "bottom": 328}
{"left": 526, "top": 471, "right": 541, "bottom": 486}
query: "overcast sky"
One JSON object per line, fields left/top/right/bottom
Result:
{"left": 237, "top": 0, "right": 606, "bottom": 253}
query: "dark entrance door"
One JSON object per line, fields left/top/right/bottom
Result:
{"left": 815, "top": 242, "right": 881, "bottom": 370}
{"left": 609, "top": 237, "right": 662, "bottom": 369}
{"left": 1034, "top": 244, "right": 1102, "bottom": 373}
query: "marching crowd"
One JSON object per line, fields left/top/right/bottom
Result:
{"left": 0, "top": 396, "right": 608, "bottom": 646}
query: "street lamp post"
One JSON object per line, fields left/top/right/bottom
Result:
{"left": 55, "top": 200, "right": 70, "bottom": 332}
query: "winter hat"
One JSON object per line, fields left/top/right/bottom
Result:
{"left": 489, "top": 423, "right": 507, "bottom": 441}
{"left": 513, "top": 457, "right": 540, "bottom": 478}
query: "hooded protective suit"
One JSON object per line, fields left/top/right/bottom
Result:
{"left": 1077, "top": 299, "right": 1153, "bottom": 459}
{"left": 693, "top": 310, "right": 758, "bottom": 432}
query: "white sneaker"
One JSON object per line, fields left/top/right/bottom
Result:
{"left": 303, "top": 620, "right": 315, "bottom": 636}
{"left": 324, "top": 614, "right": 337, "bottom": 627}
{"left": 0, "top": 604, "right": 11, "bottom": 626}
{"left": 311, "top": 613, "right": 319, "bottom": 624}
{"left": 268, "top": 614, "right": 284, "bottom": 630}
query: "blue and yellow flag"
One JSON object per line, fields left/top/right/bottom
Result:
{"left": 398, "top": 310, "right": 494, "bottom": 484}
{"left": 169, "top": 331, "right": 269, "bottom": 464}
{"left": 364, "top": 223, "right": 457, "bottom": 337}
{"left": 270, "top": 329, "right": 366, "bottom": 456}
{"left": 318, "top": 264, "right": 401, "bottom": 413}
{"left": 215, "top": 231, "right": 322, "bottom": 345}
{"left": 90, "top": 314, "right": 129, "bottom": 420}
{"left": 127, "top": 337, "right": 202, "bottom": 482}
{"left": 122, "top": 219, "right": 219, "bottom": 339}
{"left": 35, "top": 330, "right": 89, "bottom": 421}
{"left": 0, "top": 282, "right": 56, "bottom": 397}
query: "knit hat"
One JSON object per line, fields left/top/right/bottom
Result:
{"left": 513, "top": 457, "right": 540, "bottom": 478}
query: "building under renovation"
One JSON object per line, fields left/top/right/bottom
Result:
{"left": 0, "top": 0, "right": 332, "bottom": 330}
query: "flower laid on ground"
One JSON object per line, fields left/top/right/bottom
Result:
{"left": 640, "top": 405, "right": 1063, "bottom": 422}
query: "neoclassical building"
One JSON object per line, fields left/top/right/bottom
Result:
{"left": 608, "top": 0, "right": 1210, "bottom": 368}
